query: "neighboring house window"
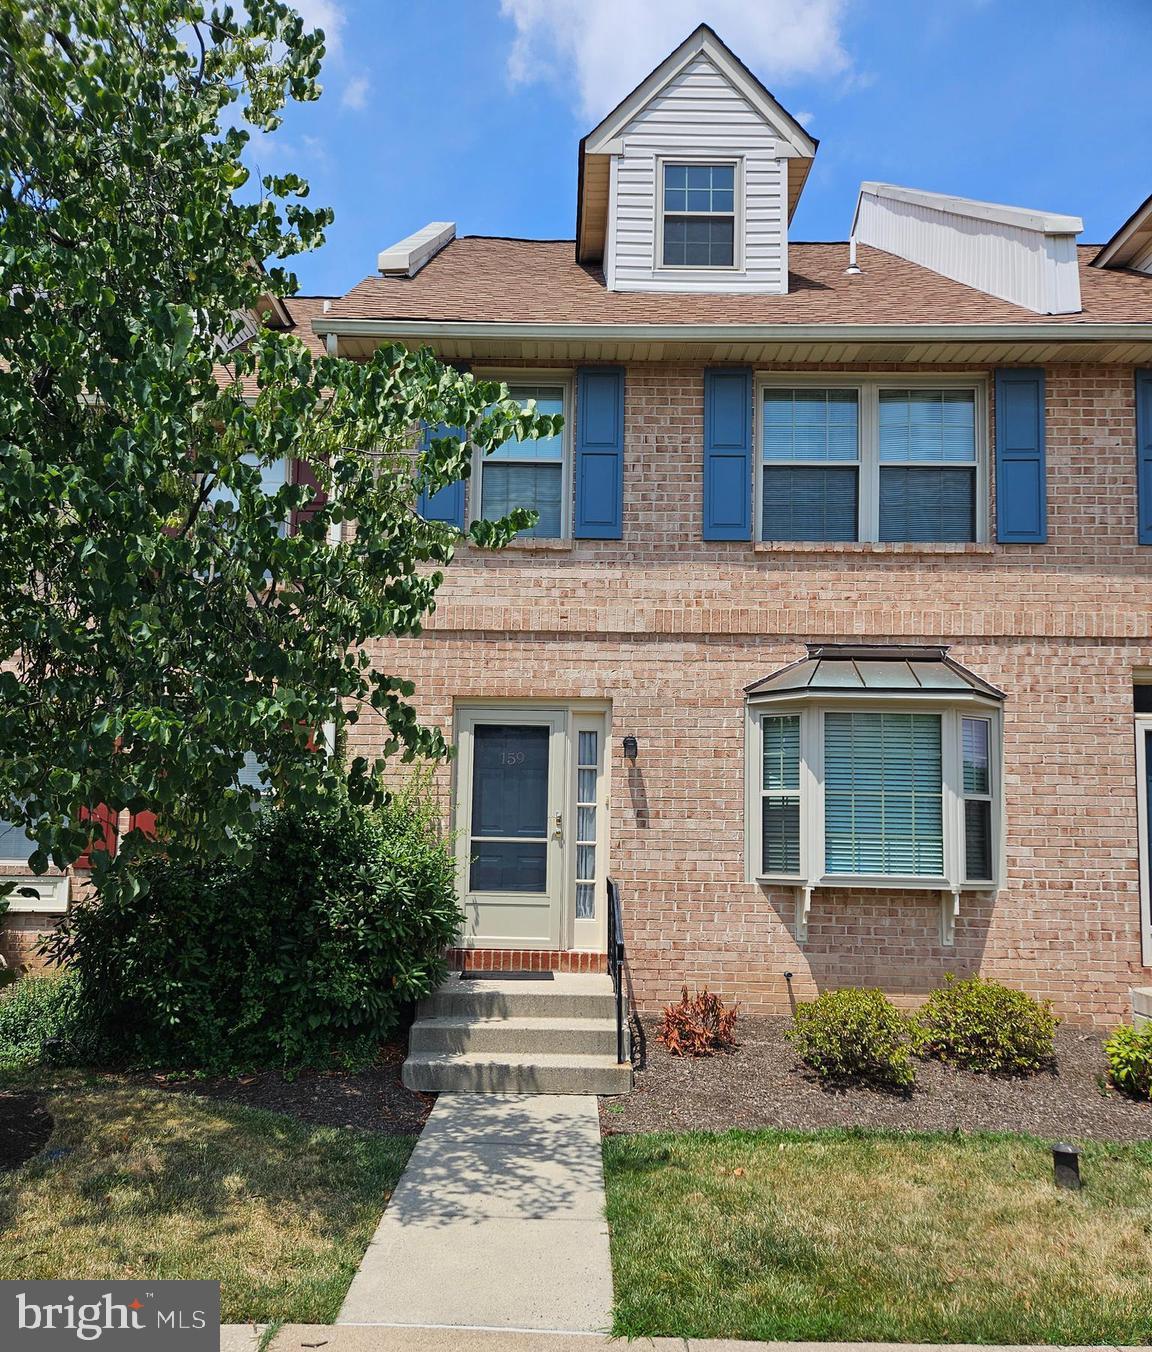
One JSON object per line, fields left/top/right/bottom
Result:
{"left": 0, "top": 814, "right": 69, "bottom": 912}
{"left": 0, "top": 817, "right": 34, "bottom": 868}
{"left": 661, "top": 162, "right": 737, "bottom": 268}
{"left": 207, "top": 454, "right": 289, "bottom": 535}
{"left": 746, "top": 646, "right": 1003, "bottom": 894}
{"left": 476, "top": 381, "right": 569, "bottom": 539}
{"left": 759, "top": 380, "right": 984, "bottom": 543}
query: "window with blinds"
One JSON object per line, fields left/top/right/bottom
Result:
{"left": 824, "top": 711, "right": 944, "bottom": 876}
{"left": 961, "top": 716, "right": 993, "bottom": 880}
{"left": 759, "top": 383, "right": 982, "bottom": 544}
{"left": 479, "top": 383, "right": 566, "bottom": 538}
{"left": 762, "top": 389, "right": 859, "bottom": 542}
{"left": 878, "top": 390, "right": 977, "bottom": 542}
{"left": 0, "top": 816, "right": 34, "bottom": 864}
{"left": 761, "top": 714, "right": 801, "bottom": 873}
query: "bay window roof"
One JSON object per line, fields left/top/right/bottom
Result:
{"left": 744, "top": 644, "right": 1004, "bottom": 703}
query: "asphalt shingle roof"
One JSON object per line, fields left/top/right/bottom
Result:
{"left": 325, "top": 239, "right": 1152, "bottom": 328}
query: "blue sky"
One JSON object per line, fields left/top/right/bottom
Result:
{"left": 258, "top": 0, "right": 1152, "bottom": 297}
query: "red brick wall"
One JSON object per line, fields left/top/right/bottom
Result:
{"left": 348, "top": 361, "right": 1152, "bottom": 1027}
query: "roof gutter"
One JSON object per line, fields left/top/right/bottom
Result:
{"left": 312, "top": 317, "right": 1152, "bottom": 344}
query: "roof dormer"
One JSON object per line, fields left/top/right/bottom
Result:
{"left": 576, "top": 24, "right": 817, "bottom": 295}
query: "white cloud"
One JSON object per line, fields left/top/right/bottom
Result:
{"left": 340, "top": 75, "right": 370, "bottom": 111}
{"left": 292, "top": 0, "right": 345, "bottom": 57}
{"left": 500, "top": 0, "right": 853, "bottom": 124}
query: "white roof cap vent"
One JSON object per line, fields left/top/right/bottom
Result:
{"left": 377, "top": 222, "right": 456, "bottom": 278}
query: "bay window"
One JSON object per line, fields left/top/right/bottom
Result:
{"left": 746, "top": 644, "right": 1004, "bottom": 943}
{"left": 759, "top": 379, "right": 985, "bottom": 543}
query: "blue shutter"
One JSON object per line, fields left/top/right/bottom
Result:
{"left": 994, "top": 368, "right": 1047, "bottom": 543}
{"left": 416, "top": 360, "right": 470, "bottom": 529}
{"left": 703, "top": 368, "right": 752, "bottom": 540}
{"left": 1137, "top": 370, "right": 1152, "bottom": 545}
{"left": 416, "top": 423, "right": 466, "bottom": 529}
{"left": 574, "top": 367, "right": 624, "bottom": 539}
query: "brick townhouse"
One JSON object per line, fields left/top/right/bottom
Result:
{"left": 7, "top": 26, "right": 1152, "bottom": 1054}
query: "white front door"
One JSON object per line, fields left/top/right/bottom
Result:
{"left": 457, "top": 709, "right": 568, "bottom": 948}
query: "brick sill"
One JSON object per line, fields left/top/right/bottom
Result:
{"left": 467, "top": 538, "right": 574, "bottom": 554}
{"left": 753, "top": 541, "right": 998, "bottom": 557}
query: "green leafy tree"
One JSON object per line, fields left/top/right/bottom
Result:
{"left": 0, "top": 0, "right": 556, "bottom": 900}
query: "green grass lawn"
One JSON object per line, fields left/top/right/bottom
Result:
{"left": 0, "top": 1083, "right": 413, "bottom": 1323}
{"left": 603, "top": 1128, "right": 1152, "bottom": 1344}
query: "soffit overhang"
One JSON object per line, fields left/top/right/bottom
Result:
{"left": 1092, "top": 192, "right": 1152, "bottom": 270}
{"left": 312, "top": 317, "right": 1152, "bottom": 368}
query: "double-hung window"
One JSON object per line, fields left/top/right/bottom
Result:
{"left": 759, "top": 380, "right": 984, "bottom": 543}
{"left": 476, "top": 381, "right": 569, "bottom": 539}
{"left": 762, "top": 389, "right": 859, "bottom": 541}
{"left": 661, "top": 162, "right": 737, "bottom": 269}
{"left": 746, "top": 646, "right": 1003, "bottom": 918}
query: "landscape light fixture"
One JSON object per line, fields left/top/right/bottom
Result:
{"left": 1052, "top": 1142, "right": 1081, "bottom": 1190}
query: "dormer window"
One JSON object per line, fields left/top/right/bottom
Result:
{"left": 660, "top": 162, "right": 738, "bottom": 269}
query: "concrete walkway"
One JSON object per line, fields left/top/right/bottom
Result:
{"left": 337, "top": 1093, "right": 614, "bottom": 1332}
{"left": 228, "top": 1328, "right": 1144, "bottom": 1352}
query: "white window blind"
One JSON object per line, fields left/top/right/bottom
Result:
{"left": 762, "top": 389, "right": 859, "bottom": 542}
{"left": 481, "top": 384, "right": 566, "bottom": 538}
{"left": 878, "top": 390, "right": 976, "bottom": 542}
{"left": 961, "top": 716, "right": 993, "bottom": 880}
{"left": 761, "top": 714, "right": 801, "bottom": 873}
{"left": 824, "top": 711, "right": 944, "bottom": 876}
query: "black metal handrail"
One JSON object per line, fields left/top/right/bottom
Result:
{"left": 607, "top": 875, "right": 627, "bottom": 1065}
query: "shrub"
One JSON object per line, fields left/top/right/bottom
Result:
{"left": 1105, "top": 1023, "right": 1152, "bottom": 1100}
{"left": 0, "top": 971, "right": 90, "bottom": 1067}
{"left": 789, "top": 987, "right": 915, "bottom": 1089}
{"left": 916, "top": 974, "right": 1057, "bottom": 1074}
{"left": 52, "top": 793, "right": 462, "bottom": 1073}
{"left": 658, "top": 986, "right": 738, "bottom": 1057}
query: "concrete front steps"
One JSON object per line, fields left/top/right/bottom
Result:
{"left": 402, "top": 972, "right": 632, "bottom": 1095}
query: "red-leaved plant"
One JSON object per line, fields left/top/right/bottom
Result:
{"left": 658, "top": 986, "right": 739, "bottom": 1057}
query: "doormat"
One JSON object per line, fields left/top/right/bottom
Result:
{"left": 460, "top": 970, "right": 556, "bottom": 981}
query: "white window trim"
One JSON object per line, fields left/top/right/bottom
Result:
{"left": 2, "top": 874, "right": 69, "bottom": 913}
{"left": 452, "top": 699, "right": 611, "bottom": 954}
{"left": 655, "top": 155, "right": 744, "bottom": 275}
{"left": 469, "top": 370, "right": 574, "bottom": 542}
{"left": 1136, "top": 714, "right": 1152, "bottom": 966}
{"left": 755, "top": 373, "right": 990, "bottom": 544}
{"left": 745, "top": 694, "right": 1003, "bottom": 941}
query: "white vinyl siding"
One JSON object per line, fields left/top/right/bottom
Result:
{"left": 607, "top": 53, "right": 787, "bottom": 294}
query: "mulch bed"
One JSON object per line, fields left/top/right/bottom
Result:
{"left": 0, "top": 1092, "right": 54, "bottom": 1169}
{"left": 601, "top": 1016, "right": 1152, "bottom": 1142}
{"left": 149, "top": 1040, "right": 434, "bottom": 1136}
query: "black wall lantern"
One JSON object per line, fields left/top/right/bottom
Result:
{"left": 622, "top": 735, "right": 638, "bottom": 762}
